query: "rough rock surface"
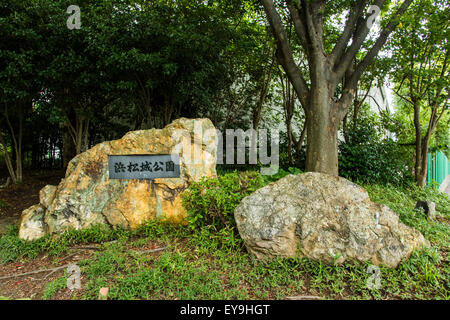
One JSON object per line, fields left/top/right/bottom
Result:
{"left": 414, "top": 200, "right": 436, "bottom": 220}
{"left": 19, "top": 118, "right": 217, "bottom": 240}
{"left": 234, "top": 172, "right": 429, "bottom": 268}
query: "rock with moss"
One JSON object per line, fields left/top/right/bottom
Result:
{"left": 19, "top": 118, "right": 217, "bottom": 241}
{"left": 234, "top": 172, "right": 429, "bottom": 268}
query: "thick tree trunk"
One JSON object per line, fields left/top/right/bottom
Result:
{"left": 416, "top": 141, "right": 429, "bottom": 188}
{"left": 305, "top": 60, "right": 341, "bottom": 175}
{"left": 305, "top": 101, "right": 339, "bottom": 175}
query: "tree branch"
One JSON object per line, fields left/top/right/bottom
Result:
{"left": 329, "top": 0, "right": 368, "bottom": 65}
{"left": 334, "top": 0, "right": 386, "bottom": 78}
{"left": 261, "top": 0, "right": 310, "bottom": 108}
{"left": 286, "top": 0, "right": 309, "bottom": 51}
{"left": 344, "top": 0, "right": 414, "bottom": 94}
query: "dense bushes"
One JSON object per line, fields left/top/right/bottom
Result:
{"left": 182, "top": 168, "right": 303, "bottom": 231}
{"left": 339, "top": 110, "right": 413, "bottom": 185}
{"left": 181, "top": 171, "right": 266, "bottom": 231}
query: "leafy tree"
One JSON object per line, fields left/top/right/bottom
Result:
{"left": 0, "top": 0, "right": 49, "bottom": 182}
{"left": 259, "top": 0, "right": 415, "bottom": 175}
{"left": 389, "top": 0, "right": 449, "bottom": 187}
{"left": 339, "top": 104, "right": 412, "bottom": 185}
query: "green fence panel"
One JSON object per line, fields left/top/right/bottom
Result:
{"left": 426, "top": 151, "right": 449, "bottom": 188}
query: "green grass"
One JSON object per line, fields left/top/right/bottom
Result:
{"left": 42, "top": 276, "right": 68, "bottom": 300}
{"left": 0, "top": 177, "right": 449, "bottom": 300}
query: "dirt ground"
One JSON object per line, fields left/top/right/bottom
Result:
{"left": 0, "top": 250, "right": 94, "bottom": 300}
{"left": 0, "top": 169, "right": 64, "bottom": 234}
{"left": 0, "top": 170, "right": 74, "bottom": 299}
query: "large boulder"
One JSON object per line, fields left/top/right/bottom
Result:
{"left": 19, "top": 118, "right": 217, "bottom": 241}
{"left": 234, "top": 172, "right": 429, "bottom": 268}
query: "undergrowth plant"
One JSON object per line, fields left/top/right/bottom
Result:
{"left": 181, "top": 168, "right": 303, "bottom": 231}
{"left": 0, "top": 170, "right": 448, "bottom": 300}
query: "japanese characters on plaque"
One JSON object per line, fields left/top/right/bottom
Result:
{"left": 108, "top": 154, "right": 180, "bottom": 179}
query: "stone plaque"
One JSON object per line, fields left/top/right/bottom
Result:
{"left": 108, "top": 154, "right": 180, "bottom": 180}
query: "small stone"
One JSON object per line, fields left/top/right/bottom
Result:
{"left": 98, "top": 287, "right": 109, "bottom": 300}
{"left": 427, "top": 202, "right": 436, "bottom": 220}
{"left": 415, "top": 200, "right": 436, "bottom": 220}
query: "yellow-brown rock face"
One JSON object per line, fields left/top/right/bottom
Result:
{"left": 19, "top": 118, "right": 217, "bottom": 240}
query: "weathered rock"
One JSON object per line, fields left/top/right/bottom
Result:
{"left": 39, "top": 185, "right": 57, "bottom": 209}
{"left": 19, "top": 204, "right": 46, "bottom": 241}
{"left": 414, "top": 200, "right": 436, "bottom": 220}
{"left": 19, "top": 118, "right": 217, "bottom": 240}
{"left": 234, "top": 172, "right": 429, "bottom": 268}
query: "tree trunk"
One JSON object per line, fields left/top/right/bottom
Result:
{"left": 0, "top": 129, "right": 17, "bottom": 184}
{"left": 66, "top": 114, "right": 90, "bottom": 155}
{"left": 415, "top": 106, "right": 441, "bottom": 187}
{"left": 416, "top": 140, "right": 429, "bottom": 188}
{"left": 295, "top": 122, "right": 307, "bottom": 162}
{"left": 62, "top": 127, "right": 76, "bottom": 168}
{"left": 253, "top": 52, "right": 275, "bottom": 130}
{"left": 16, "top": 102, "right": 23, "bottom": 182}
{"left": 305, "top": 98, "right": 340, "bottom": 175}
{"left": 261, "top": 0, "right": 413, "bottom": 176}
{"left": 3, "top": 102, "right": 24, "bottom": 182}
{"left": 305, "top": 60, "right": 341, "bottom": 175}
{"left": 412, "top": 101, "right": 425, "bottom": 186}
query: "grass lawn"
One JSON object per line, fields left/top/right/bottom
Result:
{"left": 0, "top": 175, "right": 448, "bottom": 300}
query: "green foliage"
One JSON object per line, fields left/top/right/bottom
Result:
{"left": 0, "top": 224, "right": 126, "bottom": 264}
{"left": 181, "top": 171, "right": 267, "bottom": 231}
{"left": 0, "top": 220, "right": 189, "bottom": 264}
{"left": 262, "top": 167, "right": 303, "bottom": 184}
{"left": 42, "top": 276, "right": 68, "bottom": 300}
{"left": 339, "top": 109, "right": 413, "bottom": 185}
{"left": 0, "top": 0, "right": 271, "bottom": 173}
{"left": 193, "top": 167, "right": 304, "bottom": 232}
{"left": 0, "top": 176, "right": 449, "bottom": 300}
{"left": 387, "top": 0, "right": 449, "bottom": 176}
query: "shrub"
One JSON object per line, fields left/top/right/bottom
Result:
{"left": 339, "top": 111, "right": 413, "bottom": 185}
{"left": 181, "top": 171, "right": 267, "bottom": 231}
{"left": 262, "top": 167, "right": 303, "bottom": 184}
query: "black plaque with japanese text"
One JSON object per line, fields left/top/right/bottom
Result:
{"left": 108, "top": 154, "right": 180, "bottom": 180}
